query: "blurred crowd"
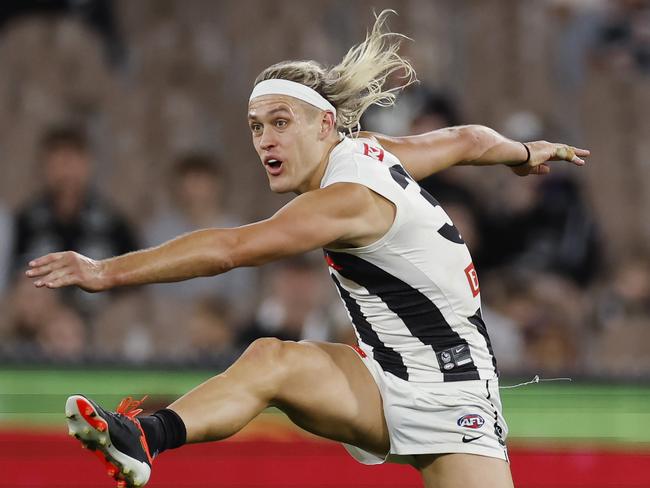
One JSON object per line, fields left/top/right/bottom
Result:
{"left": 0, "top": 0, "right": 649, "bottom": 379}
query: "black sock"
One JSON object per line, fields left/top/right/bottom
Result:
{"left": 139, "top": 408, "right": 187, "bottom": 458}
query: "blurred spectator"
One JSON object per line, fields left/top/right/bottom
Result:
{"left": 595, "top": 253, "right": 650, "bottom": 329}
{"left": 590, "top": 0, "right": 650, "bottom": 76}
{"left": 92, "top": 291, "right": 239, "bottom": 367}
{"left": 186, "top": 298, "right": 239, "bottom": 364}
{"left": 239, "top": 257, "right": 347, "bottom": 346}
{"left": 587, "top": 253, "right": 650, "bottom": 376}
{"left": 481, "top": 175, "right": 601, "bottom": 286}
{"left": 521, "top": 274, "right": 585, "bottom": 374}
{"left": 0, "top": 0, "right": 125, "bottom": 67}
{"left": 485, "top": 271, "right": 585, "bottom": 375}
{"left": 145, "top": 152, "right": 257, "bottom": 321}
{"left": 92, "top": 291, "right": 154, "bottom": 363}
{"left": 0, "top": 275, "right": 86, "bottom": 361}
{"left": 11, "top": 124, "right": 140, "bottom": 316}
{"left": 409, "top": 90, "right": 461, "bottom": 134}
{"left": 475, "top": 274, "right": 526, "bottom": 375}
{"left": 471, "top": 109, "right": 602, "bottom": 285}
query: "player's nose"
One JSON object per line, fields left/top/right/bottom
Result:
{"left": 259, "top": 129, "right": 277, "bottom": 151}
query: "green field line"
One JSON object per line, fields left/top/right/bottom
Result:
{"left": 2, "top": 369, "right": 649, "bottom": 444}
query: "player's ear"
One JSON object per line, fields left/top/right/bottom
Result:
{"left": 319, "top": 111, "right": 336, "bottom": 139}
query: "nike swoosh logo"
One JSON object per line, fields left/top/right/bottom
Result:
{"left": 462, "top": 434, "right": 485, "bottom": 443}
{"left": 454, "top": 346, "right": 465, "bottom": 354}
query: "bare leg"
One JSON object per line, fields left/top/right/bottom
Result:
{"left": 168, "top": 338, "right": 390, "bottom": 455}
{"left": 415, "top": 453, "right": 514, "bottom": 488}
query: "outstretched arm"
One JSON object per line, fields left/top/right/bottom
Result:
{"left": 25, "top": 183, "right": 386, "bottom": 292}
{"left": 362, "top": 125, "right": 589, "bottom": 180}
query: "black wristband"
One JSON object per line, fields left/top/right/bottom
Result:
{"left": 508, "top": 142, "right": 530, "bottom": 167}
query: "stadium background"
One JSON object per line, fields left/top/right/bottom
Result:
{"left": 0, "top": 0, "right": 649, "bottom": 486}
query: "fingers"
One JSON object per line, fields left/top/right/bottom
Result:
{"left": 552, "top": 145, "right": 589, "bottom": 166}
{"left": 44, "top": 275, "right": 78, "bottom": 289}
{"left": 26, "top": 257, "right": 68, "bottom": 278}
{"left": 513, "top": 141, "right": 590, "bottom": 178}
{"left": 34, "top": 268, "right": 68, "bottom": 288}
{"left": 34, "top": 270, "right": 79, "bottom": 288}
{"left": 570, "top": 146, "right": 590, "bottom": 166}
{"left": 554, "top": 145, "right": 575, "bottom": 161}
{"left": 28, "top": 252, "right": 65, "bottom": 268}
{"left": 26, "top": 251, "right": 76, "bottom": 287}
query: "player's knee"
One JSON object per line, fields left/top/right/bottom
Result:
{"left": 244, "top": 337, "right": 292, "bottom": 371}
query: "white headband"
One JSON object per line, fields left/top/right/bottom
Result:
{"left": 249, "top": 79, "right": 336, "bottom": 116}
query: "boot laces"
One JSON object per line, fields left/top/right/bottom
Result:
{"left": 115, "top": 396, "right": 148, "bottom": 420}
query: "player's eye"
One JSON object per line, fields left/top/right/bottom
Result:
{"left": 250, "top": 123, "right": 262, "bottom": 134}
{"left": 275, "top": 119, "right": 288, "bottom": 129}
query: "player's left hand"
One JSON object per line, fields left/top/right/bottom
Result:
{"left": 510, "top": 141, "right": 590, "bottom": 177}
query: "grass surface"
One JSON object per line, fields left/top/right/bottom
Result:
{"left": 1, "top": 368, "right": 649, "bottom": 444}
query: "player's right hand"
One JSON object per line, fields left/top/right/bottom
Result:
{"left": 25, "top": 251, "right": 108, "bottom": 292}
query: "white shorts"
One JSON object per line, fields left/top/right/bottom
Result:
{"left": 344, "top": 349, "right": 509, "bottom": 465}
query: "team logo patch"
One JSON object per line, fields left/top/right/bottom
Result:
{"left": 457, "top": 414, "right": 485, "bottom": 429}
{"left": 464, "top": 262, "right": 480, "bottom": 297}
{"left": 362, "top": 142, "right": 385, "bottom": 162}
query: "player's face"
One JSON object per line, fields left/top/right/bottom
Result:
{"left": 248, "top": 95, "right": 324, "bottom": 194}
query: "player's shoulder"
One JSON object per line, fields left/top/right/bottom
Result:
{"left": 330, "top": 136, "right": 400, "bottom": 170}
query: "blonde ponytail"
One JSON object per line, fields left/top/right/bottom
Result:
{"left": 254, "top": 10, "right": 416, "bottom": 132}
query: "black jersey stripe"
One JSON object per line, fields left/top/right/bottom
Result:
{"left": 388, "top": 164, "right": 464, "bottom": 245}
{"left": 327, "top": 250, "right": 480, "bottom": 382}
{"left": 469, "top": 308, "right": 498, "bottom": 375}
{"left": 388, "top": 165, "right": 410, "bottom": 189}
{"left": 331, "top": 274, "right": 409, "bottom": 380}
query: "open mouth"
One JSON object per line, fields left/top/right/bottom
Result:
{"left": 264, "top": 158, "right": 284, "bottom": 176}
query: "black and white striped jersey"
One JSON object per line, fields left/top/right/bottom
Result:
{"left": 321, "top": 136, "right": 498, "bottom": 383}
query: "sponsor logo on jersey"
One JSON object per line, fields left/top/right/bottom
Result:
{"left": 362, "top": 142, "right": 385, "bottom": 162}
{"left": 457, "top": 414, "right": 485, "bottom": 429}
{"left": 464, "top": 262, "right": 480, "bottom": 297}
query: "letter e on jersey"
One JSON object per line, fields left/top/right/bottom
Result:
{"left": 464, "top": 262, "right": 480, "bottom": 297}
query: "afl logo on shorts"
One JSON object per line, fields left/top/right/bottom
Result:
{"left": 457, "top": 414, "right": 485, "bottom": 429}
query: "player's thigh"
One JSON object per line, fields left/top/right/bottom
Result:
{"left": 415, "top": 453, "right": 514, "bottom": 488}
{"left": 273, "top": 341, "right": 389, "bottom": 455}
